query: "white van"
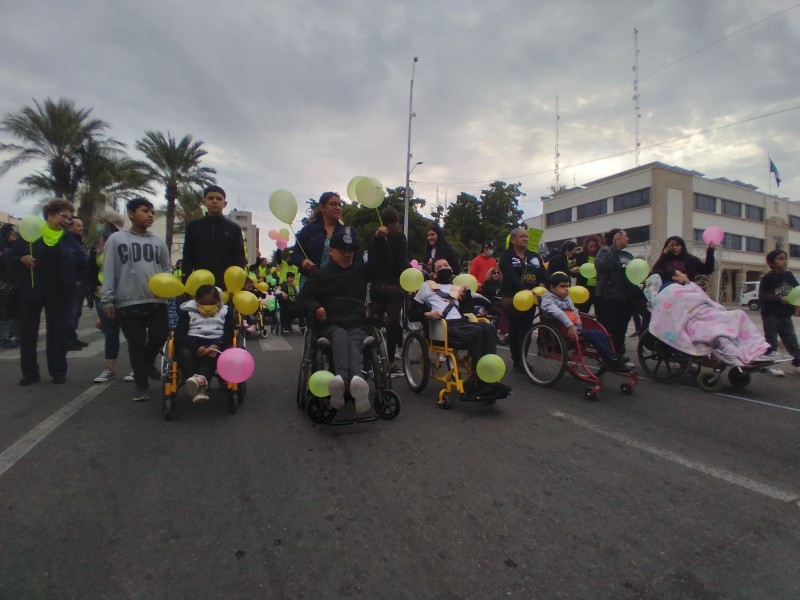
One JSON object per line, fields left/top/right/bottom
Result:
{"left": 740, "top": 281, "right": 760, "bottom": 311}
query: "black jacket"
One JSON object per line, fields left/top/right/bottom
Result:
{"left": 182, "top": 215, "right": 247, "bottom": 286}
{"left": 498, "top": 248, "right": 548, "bottom": 296}
{"left": 13, "top": 233, "right": 87, "bottom": 300}
{"left": 368, "top": 231, "right": 408, "bottom": 285}
{"left": 759, "top": 270, "right": 799, "bottom": 318}
{"left": 297, "top": 261, "right": 377, "bottom": 329}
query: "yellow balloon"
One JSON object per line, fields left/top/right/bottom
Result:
{"left": 221, "top": 291, "right": 230, "bottom": 304}
{"left": 568, "top": 285, "right": 590, "bottom": 304}
{"left": 453, "top": 273, "right": 478, "bottom": 293}
{"left": 399, "top": 267, "right": 424, "bottom": 293}
{"left": 19, "top": 215, "right": 45, "bottom": 242}
{"left": 256, "top": 281, "right": 270, "bottom": 293}
{"left": 233, "top": 291, "right": 260, "bottom": 315}
{"left": 513, "top": 290, "right": 535, "bottom": 311}
{"left": 533, "top": 286, "right": 547, "bottom": 297}
{"left": 355, "top": 176, "right": 385, "bottom": 209}
{"left": 224, "top": 266, "right": 247, "bottom": 293}
{"left": 148, "top": 273, "right": 185, "bottom": 298}
{"left": 185, "top": 269, "right": 215, "bottom": 295}
{"left": 475, "top": 354, "right": 506, "bottom": 383}
{"left": 309, "top": 370, "right": 335, "bottom": 398}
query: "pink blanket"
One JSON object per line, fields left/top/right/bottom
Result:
{"left": 649, "top": 282, "right": 770, "bottom": 367}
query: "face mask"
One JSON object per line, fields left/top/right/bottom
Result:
{"left": 485, "top": 249, "right": 494, "bottom": 257}
{"left": 95, "top": 224, "right": 106, "bottom": 235}
{"left": 197, "top": 304, "right": 219, "bottom": 317}
{"left": 435, "top": 269, "right": 453, "bottom": 284}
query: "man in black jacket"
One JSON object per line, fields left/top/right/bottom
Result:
{"left": 181, "top": 185, "right": 247, "bottom": 287}
{"left": 297, "top": 227, "right": 375, "bottom": 414}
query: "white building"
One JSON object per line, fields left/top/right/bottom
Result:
{"left": 525, "top": 162, "right": 800, "bottom": 302}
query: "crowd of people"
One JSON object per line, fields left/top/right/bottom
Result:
{"left": 1, "top": 188, "right": 798, "bottom": 407}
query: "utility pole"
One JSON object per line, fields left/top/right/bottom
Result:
{"left": 403, "top": 56, "right": 419, "bottom": 237}
{"left": 633, "top": 27, "right": 642, "bottom": 167}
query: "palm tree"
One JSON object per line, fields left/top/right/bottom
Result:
{"left": 135, "top": 131, "right": 216, "bottom": 253}
{"left": 0, "top": 97, "right": 121, "bottom": 202}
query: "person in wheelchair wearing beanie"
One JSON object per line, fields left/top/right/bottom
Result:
{"left": 411, "top": 258, "right": 512, "bottom": 399}
{"left": 297, "top": 227, "right": 377, "bottom": 414}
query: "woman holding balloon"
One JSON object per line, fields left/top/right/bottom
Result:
{"left": 650, "top": 235, "right": 715, "bottom": 288}
{"left": 290, "top": 192, "right": 348, "bottom": 278}
{"left": 573, "top": 234, "right": 603, "bottom": 313}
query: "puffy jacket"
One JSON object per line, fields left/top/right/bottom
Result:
{"left": 182, "top": 215, "right": 247, "bottom": 286}
{"left": 297, "top": 261, "right": 377, "bottom": 329}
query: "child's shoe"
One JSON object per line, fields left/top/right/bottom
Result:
{"left": 186, "top": 374, "right": 209, "bottom": 402}
{"left": 350, "top": 375, "right": 370, "bottom": 414}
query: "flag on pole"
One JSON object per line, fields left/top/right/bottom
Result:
{"left": 769, "top": 158, "right": 782, "bottom": 187}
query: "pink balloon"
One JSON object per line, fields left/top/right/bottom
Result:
{"left": 276, "top": 239, "right": 288, "bottom": 250}
{"left": 217, "top": 348, "right": 254, "bottom": 384}
{"left": 268, "top": 229, "right": 279, "bottom": 240}
{"left": 410, "top": 259, "right": 419, "bottom": 268}
{"left": 702, "top": 226, "right": 724, "bottom": 245}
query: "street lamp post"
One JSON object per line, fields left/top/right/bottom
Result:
{"left": 403, "top": 56, "right": 419, "bottom": 237}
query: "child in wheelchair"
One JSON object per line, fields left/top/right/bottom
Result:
{"left": 176, "top": 284, "right": 235, "bottom": 402}
{"left": 540, "top": 273, "right": 630, "bottom": 373}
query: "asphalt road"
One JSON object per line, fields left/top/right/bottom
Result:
{"left": 1, "top": 311, "right": 799, "bottom": 599}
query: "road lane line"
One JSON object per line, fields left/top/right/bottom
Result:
{"left": 675, "top": 383, "right": 800, "bottom": 413}
{"left": 258, "top": 336, "right": 292, "bottom": 351}
{"left": 0, "top": 384, "right": 108, "bottom": 479}
{"left": 549, "top": 409, "right": 800, "bottom": 505}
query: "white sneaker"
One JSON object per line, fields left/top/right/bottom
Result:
{"left": 328, "top": 375, "right": 345, "bottom": 410}
{"left": 767, "top": 367, "right": 785, "bottom": 377}
{"left": 185, "top": 375, "right": 209, "bottom": 402}
{"left": 350, "top": 375, "right": 370, "bottom": 414}
{"left": 93, "top": 368, "right": 116, "bottom": 383}
{"left": 123, "top": 371, "right": 135, "bottom": 382}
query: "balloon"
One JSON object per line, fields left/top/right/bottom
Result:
{"left": 453, "top": 273, "right": 479, "bottom": 293}
{"left": 513, "top": 290, "right": 535, "bottom": 312}
{"left": 625, "top": 258, "right": 650, "bottom": 285}
{"left": 399, "top": 267, "right": 424, "bottom": 292}
{"left": 224, "top": 266, "right": 247, "bottom": 292}
{"left": 702, "top": 226, "right": 724, "bottom": 246}
{"left": 787, "top": 286, "right": 800, "bottom": 306}
{"left": 266, "top": 276, "right": 277, "bottom": 286}
{"left": 568, "top": 285, "right": 590, "bottom": 304}
{"left": 410, "top": 259, "right": 419, "bottom": 269}
{"left": 19, "top": 215, "right": 44, "bottom": 242}
{"left": 221, "top": 291, "right": 230, "bottom": 304}
{"left": 248, "top": 273, "right": 257, "bottom": 283}
{"left": 347, "top": 175, "right": 365, "bottom": 201}
{"left": 533, "top": 286, "right": 547, "bottom": 297}
{"left": 475, "top": 354, "right": 506, "bottom": 383}
{"left": 308, "top": 370, "right": 335, "bottom": 398}
{"left": 256, "top": 281, "right": 270, "bottom": 292}
{"left": 276, "top": 240, "right": 288, "bottom": 250}
{"left": 268, "top": 229, "right": 279, "bottom": 240}
{"left": 185, "top": 269, "right": 215, "bottom": 295}
{"left": 269, "top": 189, "right": 298, "bottom": 225}
{"left": 217, "top": 348, "right": 254, "bottom": 384}
{"left": 233, "top": 290, "right": 260, "bottom": 315}
{"left": 579, "top": 262, "right": 596, "bottom": 279}
{"left": 355, "top": 176, "right": 385, "bottom": 209}
{"left": 148, "top": 273, "right": 185, "bottom": 298}
{"left": 265, "top": 296, "right": 276, "bottom": 311}
{"left": 278, "top": 227, "right": 290, "bottom": 240}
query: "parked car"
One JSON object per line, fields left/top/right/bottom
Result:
{"left": 740, "top": 281, "right": 760, "bottom": 311}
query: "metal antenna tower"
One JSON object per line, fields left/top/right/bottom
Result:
{"left": 633, "top": 27, "right": 642, "bottom": 167}
{"left": 554, "top": 94, "right": 560, "bottom": 191}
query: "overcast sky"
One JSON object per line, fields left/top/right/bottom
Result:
{"left": 1, "top": 0, "right": 798, "bottom": 250}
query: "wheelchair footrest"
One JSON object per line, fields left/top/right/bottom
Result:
{"left": 462, "top": 390, "right": 511, "bottom": 403}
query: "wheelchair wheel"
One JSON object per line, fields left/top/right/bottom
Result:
{"left": 307, "top": 396, "right": 336, "bottom": 424}
{"left": 403, "top": 331, "right": 430, "bottom": 393}
{"left": 521, "top": 323, "right": 567, "bottom": 387}
{"left": 637, "top": 331, "right": 690, "bottom": 381}
{"left": 369, "top": 331, "right": 391, "bottom": 391}
{"left": 160, "top": 341, "right": 175, "bottom": 421}
{"left": 728, "top": 367, "right": 751, "bottom": 389}
{"left": 438, "top": 392, "right": 454, "bottom": 409}
{"left": 375, "top": 389, "right": 401, "bottom": 420}
{"left": 295, "top": 330, "right": 314, "bottom": 409}
{"left": 227, "top": 390, "right": 239, "bottom": 414}
{"left": 162, "top": 395, "right": 174, "bottom": 421}
{"left": 697, "top": 370, "right": 725, "bottom": 392}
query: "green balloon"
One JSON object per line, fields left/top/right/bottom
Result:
{"left": 625, "top": 258, "right": 650, "bottom": 285}
{"left": 355, "top": 176, "right": 384, "bottom": 209}
{"left": 399, "top": 267, "right": 424, "bottom": 293}
{"left": 347, "top": 175, "right": 365, "bottom": 201}
{"left": 453, "top": 273, "right": 478, "bottom": 293}
{"left": 475, "top": 354, "right": 506, "bottom": 383}
{"left": 579, "top": 262, "right": 596, "bottom": 279}
{"left": 19, "top": 214, "right": 44, "bottom": 242}
{"left": 269, "top": 189, "right": 298, "bottom": 225}
{"left": 787, "top": 286, "right": 800, "bottom": 306}
{"left": 308, "top": 370, "right": 335, "bottom": 398}
{"left": 266, "top": 297, "right": 276, "bottom": 311}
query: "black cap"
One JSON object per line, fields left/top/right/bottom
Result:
{"left": 330, "top": 227, "right": 359, "bottom": 251}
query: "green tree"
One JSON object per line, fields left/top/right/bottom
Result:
{"left": 135, "top": 131, "right": 216, "bottom": 255}
{"left": 0, "top": 97, "right": 121, "bottom": 203}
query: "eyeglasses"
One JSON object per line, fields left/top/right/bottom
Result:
{"left": 325, "top": 202, "right": 343, "bottom": 208}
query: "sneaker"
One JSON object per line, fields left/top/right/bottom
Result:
{"left": 350, "top": 375, "right": 370, "bottom": 414}
{"left": 185, "top": 375, "right": 204, "bottom": 398}
{"left": 123, "top": 371, "right": 135, "bottom": 382}
{"left": 132, "top": 390, "right": 151, "bottom": 402}
{"left": 93, "top": 368, "right": 116, "bottom": 383}
{"left": 66, "top": 343, "right": 84, "bottom": 351}
{"left": 766, "top": 367, "right": 785, "bottom": 377}
{"left": 328, "top": 375, "right": 345, "bottom": 410}
{"left": 390, "top": 365, "right": 404, "bottom": 378}
{"left": 75, "top": 339, "right": 90, "bottom": 347}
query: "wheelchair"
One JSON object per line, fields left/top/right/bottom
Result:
{"left": 402, "top": 316, "right": 508, "bottom": 409}
{"left": 160, "top": 317, "right": 247, "bottom": 421}
{"left": 636, "top": 330, "right": 788, "bottom": 392}
{"left": 520, "top": 313, "right": 638, "bottom": 400}
{"left": 295, "top": 319, "right": 401, "bottom": 425}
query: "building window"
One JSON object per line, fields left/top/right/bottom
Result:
{"left": 693, "top": 228, "right": 704, "bottom": 243}
{"left": 694, "top": 193, "right": 716, "bottom": 213}
{"left": 576, "top": 199, "right": 607, "bottom": 220}
{"left": 745, "top": 237, "right": 764, "bottom": 253}
{"left": 790, "top": 215, "right": 800, "bottom": 230}
{"left": 722, "top": 233, "right": 742, "bottom": 250}
{"left": 626, "top": 225, "right": 650, "bottom": 244}
{"left": 545, "top": 207, "right": 572, "bottom": 227}
{"left": 720, "top": 199, "right": 742, "bottom": 218}
{"left": 613, "top": 188, "right": 650, "bottom": 212}
{"left": 790, "top": 244, "right": 800, "bottom": 259}
{"left": 745, "top": 204, "right": 764, "bottom": 222}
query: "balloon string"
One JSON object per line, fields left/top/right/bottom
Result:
{"left": 289, "top": 225, "right": 310, "bottom": 260}
{"left": 375, "top": 208, "right": 383, "bottom": 226}
{"left": 29, "top": 242, "right": 34, "bottom": 286}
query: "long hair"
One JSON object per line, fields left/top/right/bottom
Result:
{"left": 308, "top": 191, "right": 339, "bottom": 224}
{"left": 651, "top": 236, "right": 689, "bottom": 274}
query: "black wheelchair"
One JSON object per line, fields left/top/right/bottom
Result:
{"left": 295, "top": 318, "right": 401, "bottom": 425}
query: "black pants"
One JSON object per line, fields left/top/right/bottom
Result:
{"left": 370, "top": 284, "right": 404, "bottom": 360}
{"left": 18, "top": 291, "right": 71, "bottom": 380}
{"left": 502, "top": 297, "right": 536, "bottom": 364}
{"left": 594, "top": 296, "right": 632, "bottom": 358}
{"left": 177, "top": 336, "right": 221, "bottom": 381}
{"left": 118, "top": 304, "right": 169, "bottom": 391}
{"left": 447, "top": 320, "right": 497, "bottom": 364}
{"left": 762, "top": 314, "right": 800, "bottom": 365}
